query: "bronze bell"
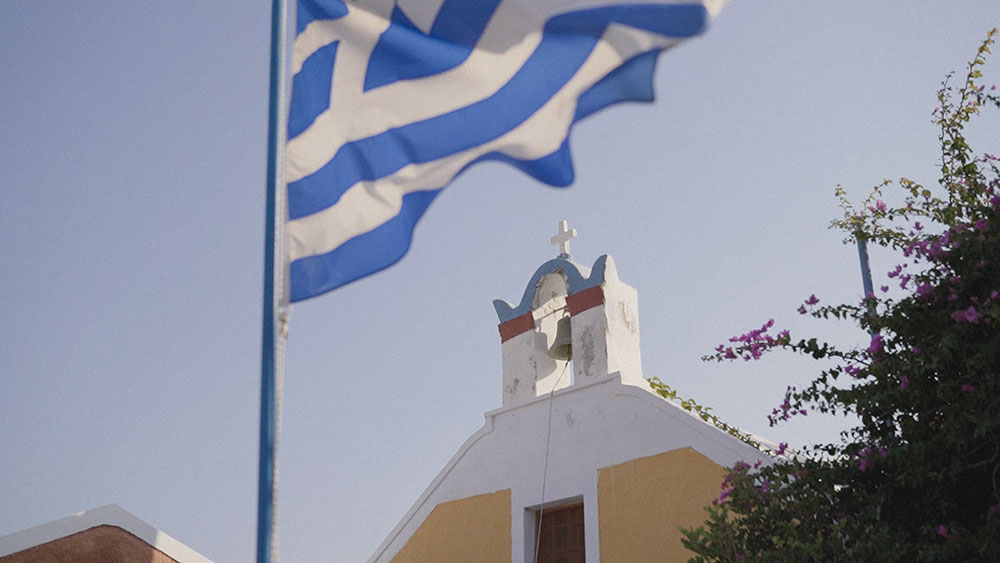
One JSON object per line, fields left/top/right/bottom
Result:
{"left": 548, "top": 316, "right": 572, "bottom": 360}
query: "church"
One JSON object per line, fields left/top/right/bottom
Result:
{"left": 0, "top": 224, "right": 772, "bottom": 563}
{"left": 368, "top": 223, "right": 771, "bottom": 562}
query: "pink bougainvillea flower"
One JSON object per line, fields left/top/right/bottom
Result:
{"left": 899, "top": 376, "right": 911, "bottom": 390}
{"left": 937, "top": 525, "right": 949, "bottom": 539}
{"left": 805, "top": 294, "right": 819, "bottom": 306}
{"left": 866, "top": 200, "right": 887, "bottom": 213}
{"left": 867, "top": 334, "right": 883, "bottom": 354}
{"left": 916, "top": 282, "right": 933, "bottom": 296}
{"left": 961, "top": 384, "right": 976, "bottom": 392}
{"left": 951, "top": 306, "right": 981, "bottom": 323}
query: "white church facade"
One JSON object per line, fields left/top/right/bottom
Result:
{"left": 369, "top": 224, "right": 770, "bottom": 562}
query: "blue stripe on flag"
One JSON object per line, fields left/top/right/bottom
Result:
{"left": 297, "top": 0, "right": 347, "bottom": 34}
{"left": 289, "top": 189, "right": 441, "bottom": 301}
{"left": 576, "top": 50, "right": 660, "bottom": 120}
{"left": 288, "top": 42, "right": 338, "bottom": 139}
{"left": 287, "top": 1, "right": 718, "bottom": 301}
{"left": 365, "top": 1, "right": 500, "bottom": 91}
{"left": 474, "top": 139, "right": 577, "bottom": 188}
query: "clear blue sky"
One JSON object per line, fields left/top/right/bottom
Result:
{"left": 2, "top": 2, "right": 998, "bottom": 561}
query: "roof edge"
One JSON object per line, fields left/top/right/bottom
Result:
{"left": 0, "top": 504, "right": 212, "bottom": 563}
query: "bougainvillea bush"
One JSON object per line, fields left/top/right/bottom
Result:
{"left": 679, "top": 30, "right": 1000, "bottom": 562}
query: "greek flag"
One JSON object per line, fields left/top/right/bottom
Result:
{"left": 286, "top": 0, "right": 725, "bottom": 302}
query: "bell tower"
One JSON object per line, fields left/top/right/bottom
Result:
{"left": 371, "top": 221, "right": 774, "bottom": 563}
{"left": 493, "top": 222, "right": 647, "bottom": 408}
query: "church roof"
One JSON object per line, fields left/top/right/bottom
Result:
{"left": 0, "top": 504, "right": 211, "bottom": 563}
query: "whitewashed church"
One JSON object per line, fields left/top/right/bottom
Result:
{"left": 0, "top": 224, "right": 771, "bottom": 563}
{"left": 369, "top": 223, "right": 770, "bottom": 562}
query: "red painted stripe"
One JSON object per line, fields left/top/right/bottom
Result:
{"left": 567, "top": 285, "right": 604, "bottom": 315}
{"left": 498, "top": 312, "right": 535, "bottom": 342}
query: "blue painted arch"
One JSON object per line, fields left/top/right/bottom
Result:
{"left": 493, "top": 255, "right": 613, "bottom": 322}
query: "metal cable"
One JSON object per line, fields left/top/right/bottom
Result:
{"left": 533, "top": 360, "right": 570, "bottom": 563}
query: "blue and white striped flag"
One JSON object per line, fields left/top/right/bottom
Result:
{"left": 286, "top": 0, "right": 725, "bottom": 302}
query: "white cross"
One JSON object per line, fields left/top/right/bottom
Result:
{"left": 550, "top": 220, "right": 577, "bottom": 257}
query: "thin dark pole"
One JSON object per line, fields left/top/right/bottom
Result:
{"left": 857, "top": 236, "right": 877, "bottom": 327}
{"left": 856, "top": 237, "right": 875, "bottom": 298}
{"left": 258, "top": 0, "right": 286, "bottom": 561}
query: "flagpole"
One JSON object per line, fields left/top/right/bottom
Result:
{"left": 856, "top": 234, "right": 877, "bottom": 330}
{"left": 258, "top": 0, "right": 287, "bottom": 562}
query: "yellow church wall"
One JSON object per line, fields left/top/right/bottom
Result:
{"left": 598, "top": 447, "right": 727, "bottom": 562}
{"left": 391, "top": 489, "right": 511, "bottom": 563}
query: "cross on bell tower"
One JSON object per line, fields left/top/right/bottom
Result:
{"left": 550, "top": 220, "right": 577, "bottom": 258}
